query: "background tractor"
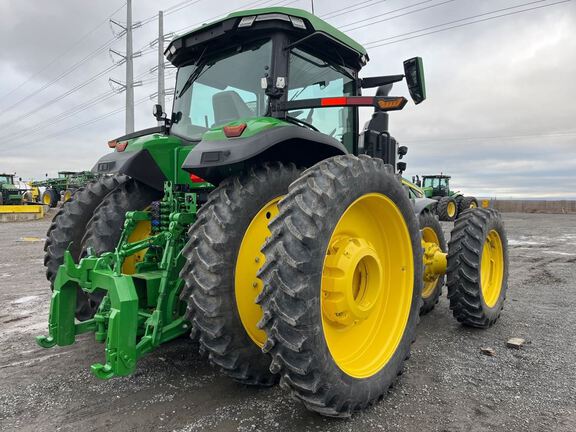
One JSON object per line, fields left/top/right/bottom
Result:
{"left": 37, "top": 7, "right": 508, "bottom": 418}
{"left": 33, "top": 170, "right": 97, "bottom": 207}
{"left": 413, "top": 174, "right": 478, "bottom": 221}
{"left": 0, "top": 173, "right": 28, "bottom": 205}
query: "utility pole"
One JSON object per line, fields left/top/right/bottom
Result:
{"left": 109, "top": 0, "right": 141, "bottom": 134}
{"left": 125, "top": 0, "right": 134, "bottom": 133}
{"left": 149, "top": 12, "right": 174, "bottom": 119}
{"left": 157, "top": 10, "right": 165, "bottom": 115}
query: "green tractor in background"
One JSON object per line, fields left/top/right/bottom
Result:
{"left": 413, "top": 174, "right": 478, "bottom": 221}
{"left": 33, "top": 170, "right": 97, "bottom": 207}
{"left": 38, "top": 7, "right": 508, "bottom": 417}
{"left": 0, "top": 173, "right": 28, "bottom": 205}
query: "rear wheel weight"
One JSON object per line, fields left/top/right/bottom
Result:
{"left": 180, "top": 161, "right": 301, "bottom": 386}
{"left": 258, "top": 155, "right": 422, "bottom": 417}
{"left": 447, "top": 208, "right": 508, "bottom": 328}
{"left": 43, "top": 175, "right": 128, "bottom": 320}
{"left": 419, "top": 211, "right": 446, "bottom": 315}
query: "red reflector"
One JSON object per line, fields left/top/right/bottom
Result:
{"left": 223, "top": 123, "right": 247, "bottom": 138}
{"left": 108, "top": 140, "right": 117, "bottom": 148}
{"left": 190, "top": 173, "right": 206, "bottom": 183}
{"left": 321, "top": 97, "right": 347, "bottom": 106}
{"left": 116, "top": 141, "right": 128, "bottom": 152}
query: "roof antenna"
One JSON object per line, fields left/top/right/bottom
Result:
{"left": 310, "top": 0, "right": 315, "bottom": 14}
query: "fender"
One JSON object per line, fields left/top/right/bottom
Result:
{"left": 181, "top": 125, "right": 348, "bottom": 185}
{"left": 413, "top": 197, "right": 437, "bottom": 216}
{"left": 92, "top": 149, "right": 166, "bottom": 191}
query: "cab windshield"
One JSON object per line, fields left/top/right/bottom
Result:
{"left": 0, "top": 175, "right": 12, "bottom": 183}
{"left": 171, "top": 39, "right": 272, "bottom": 141}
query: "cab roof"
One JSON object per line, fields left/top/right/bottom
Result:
{"left": 423, "top": 175, "right": 451, "bottom": 179}
{"left": 166, "top": 7, "right": 368, "bottom": 70}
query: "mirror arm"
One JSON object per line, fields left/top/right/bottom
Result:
{"left": 360, "top": 74, "right": 404, "bottom": 89}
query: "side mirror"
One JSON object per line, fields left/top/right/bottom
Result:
{"left": 153, "top": 104, "right": 164, "bottom": 121}
{"left": 375, "top": 83, "right": 393, "bottom": 97}
{"left": 403, "top": 57, "right": 426, "bottom": 105}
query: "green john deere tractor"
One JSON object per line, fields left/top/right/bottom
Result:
{"left": 38, "top": 7, "right": 508, "bottom": 417}
{"left": 0, "top": 173, "right": 27, "bottom": 205}
{"left": 33, "top": 171, "right": 97, "bottom": 207}
{"left": 413, "top": 174, "right": 478, "bottom": 221}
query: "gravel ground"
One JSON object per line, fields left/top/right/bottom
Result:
{"left": 1, "top": 211, "right": 575, "bottom": 431}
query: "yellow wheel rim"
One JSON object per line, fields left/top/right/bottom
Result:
{"left": 421, "top": 227, "right": 440, "bottom": 298}
{"left": 480, "top": 229, "right": 504, "bottom": 308}
{"left": 447, "top": 201, "right": 456, "bottom": 217}
{"left": 63, "top": 191, "right": 72, "bottom": 202}
{"left": 469, "top": 201, "right": 477, "bottom": 208}
{"left": 321, "top": 193, "right": 414, "bottom": 378}
{"left": 42, "top": 193, "right": 51, "bottom": 205}
{"left": 235, "top": 197, "right": 281, "bottom": 348}
{"left": 122, "top": 219, "right": 152, "bottom": 274}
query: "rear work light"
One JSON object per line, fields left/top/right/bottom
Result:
{"left": 223, "top": 123, "right": 247, "bottom": 138}
{"left": 108, "top": 140, "right": 117, "bottom": 149}
{"left": 116, "top": 141, "right": 128, "bottom": 152}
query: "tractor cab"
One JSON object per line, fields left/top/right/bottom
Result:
{"left": 0, "top": 173, "right": 15, "bottom": 185}
{"left": 164, "top": 7, "right": 425, "bottom": 182}
{"left": 422, "top": 174, "right": 451, "bottom": 198}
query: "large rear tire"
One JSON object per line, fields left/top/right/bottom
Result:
{"left": 419, "top": 211, "right": 446, "bottom": 315}
{"left": 258, "top": 155, "right": 422, "bottom": 417}
{"left": 79, "top": 179, "right": 162, "bottom": 318}
{"left": 43, "top": 175, "right": 127, "bottom": 320}
{"left": 447, "top": 208, "right": 508, "bottom": 328}
{"left": 180, "top": 162, "right": 301, "bottom": 386}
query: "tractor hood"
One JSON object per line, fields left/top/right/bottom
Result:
{"left": 165, "top": 7, "right": 368, "bottom": 70}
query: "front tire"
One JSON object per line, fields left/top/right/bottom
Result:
{"left": 258, "top": 155, "right": 422, "bottom": 417}
{"left": 436, "top": 196, "right": 457, "bottom": 221}
{"left": 447, "top": 208, "right": 508, "bottom": 328}
{"left": 458, "top": 196, "right": 478, "bottom": 214}
{"left": 180, "top": 162, "right": 301, "bottom": 386}
{"left": 42, "top": 188, "right": 58, "bottom": 207}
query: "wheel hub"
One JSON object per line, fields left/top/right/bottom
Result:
{"left": 322, "top": 236, "right": 382, "bottom": 327}
{"left": 422, "top": 240, "right": 447, "bottom": 283}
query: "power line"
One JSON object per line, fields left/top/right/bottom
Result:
{"left": 1, "top": 35, "right": 121, "bottom": 115}
{"left": 3, "top": 91, "right": 119, "bottom": 141}
{"left": 341, "top": 0, "right": 456, "bottom": 32}
{"left": 0, "top": 63, "right": 120, "bottom": 129}
{"left": 364, "top": 0, "right": 569, "bottom": 48}
{"left": 0, "top": 2, "right": 126, "bottom": 103}
{"left": 321, "top": 0, "right": 390, "bottom": 19}
{"left": 403, "top": 130, "right": 576, "bottom": 142}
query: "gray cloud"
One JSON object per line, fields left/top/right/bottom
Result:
{"left": 1, "top": 0, "right": 575, "bottom": 198}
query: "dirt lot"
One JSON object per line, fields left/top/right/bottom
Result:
{"left": 1, "top": 212, "right": 575, "bottom": 431}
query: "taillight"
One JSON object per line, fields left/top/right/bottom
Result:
{"left": 223, "top": 123, "right": 247, "bottom": 138}
{"left": 116, "top": 141, "right": 128, "bottom": 152}
{"left": 108, "top": 140, "right": 117, "bottom": 148}
{"left": 190, "top": 173, "right": 206, "bottom": 183}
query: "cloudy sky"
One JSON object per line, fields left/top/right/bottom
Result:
{"left": 1, "top": 0, "right": 575, "bottom": 198}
